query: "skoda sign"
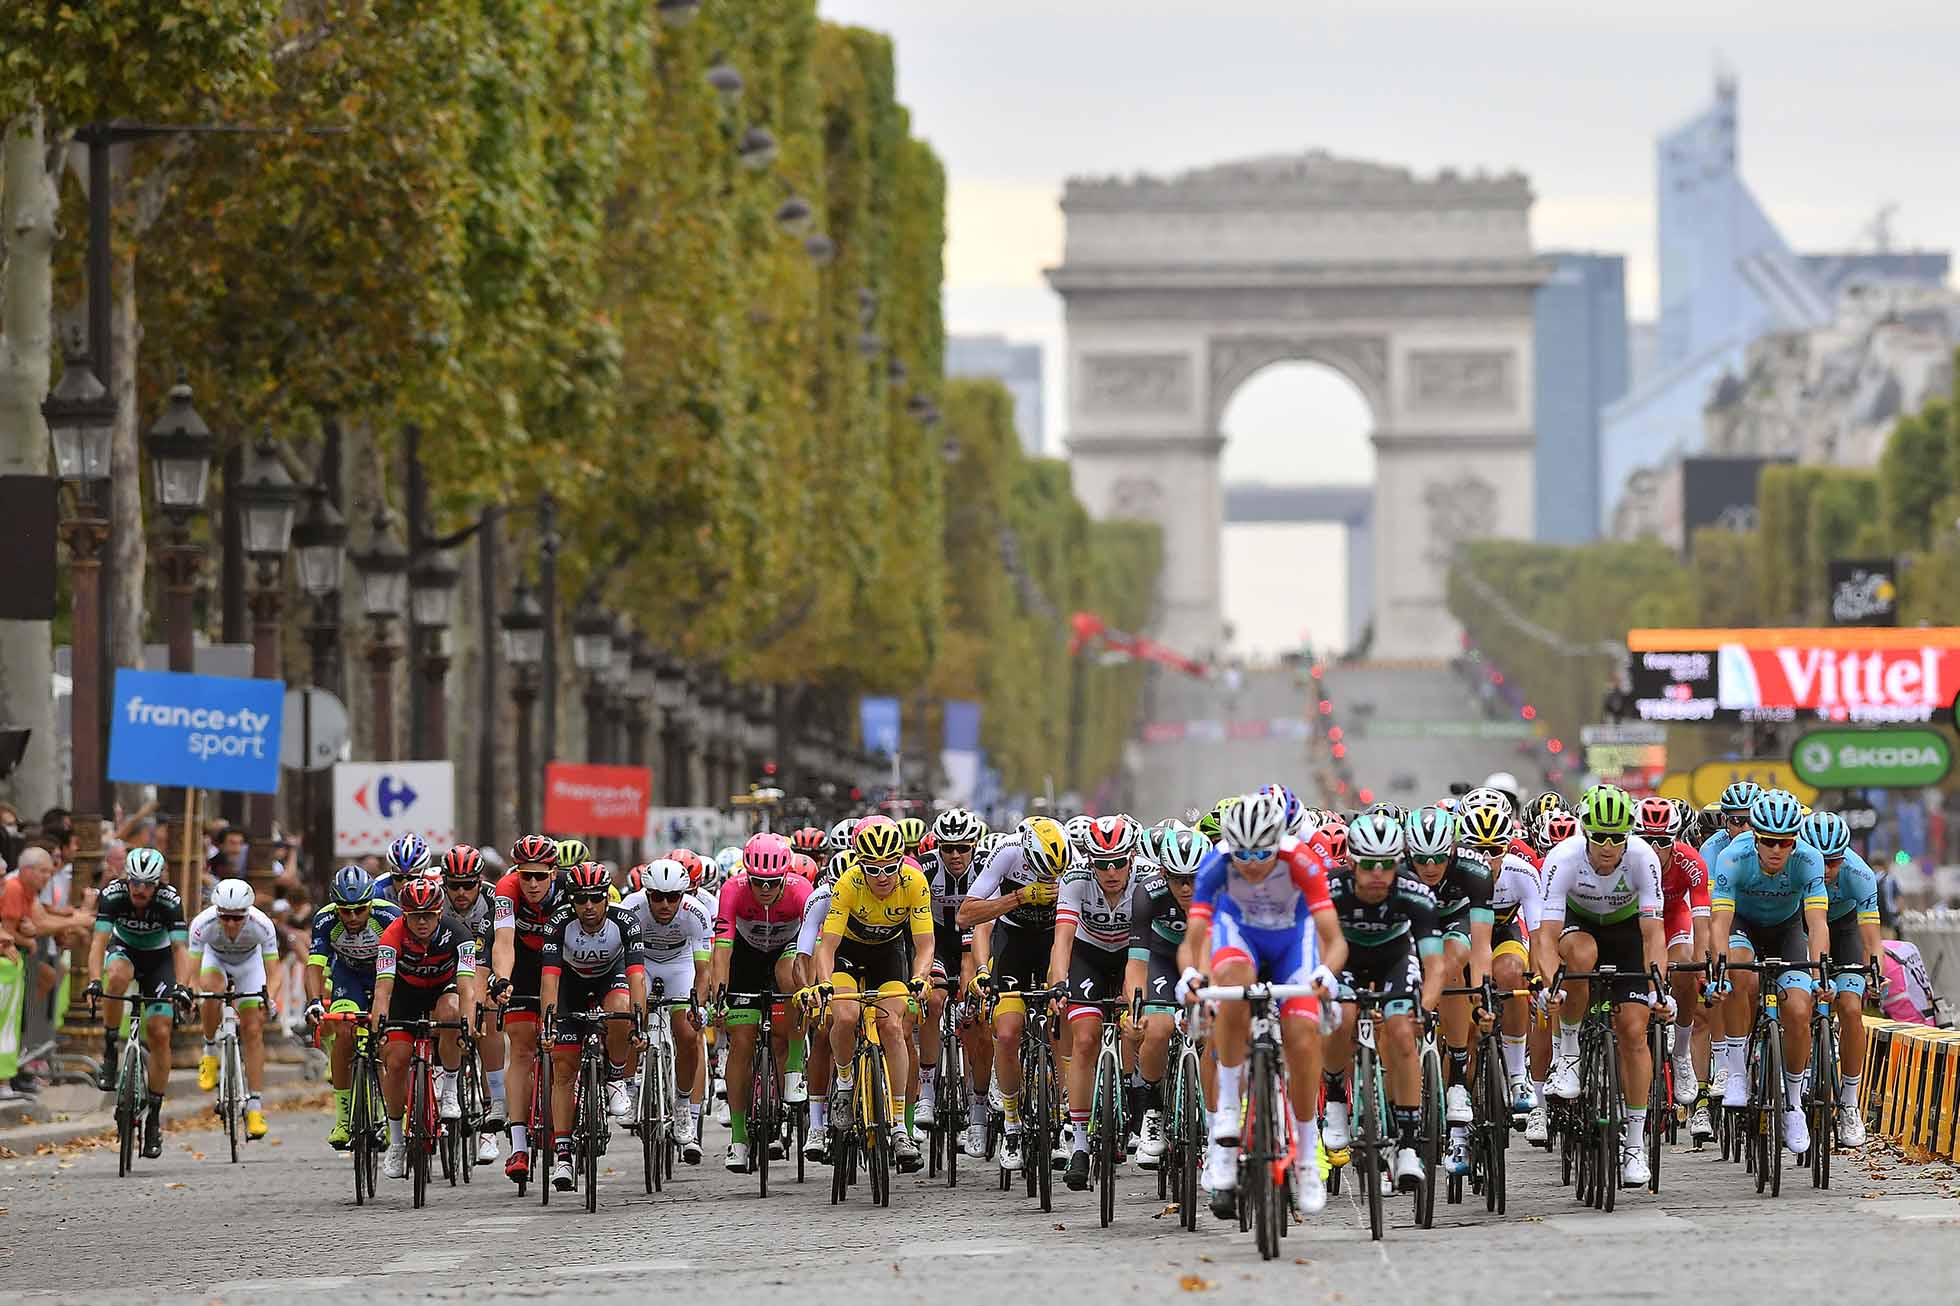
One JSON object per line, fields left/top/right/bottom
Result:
{"left": 1789, "top": 728, "right": 1952, "bottom": 789}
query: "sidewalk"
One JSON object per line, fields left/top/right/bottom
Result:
{"left": 0, "top": 1056, "right": 325, "bottom": 1154}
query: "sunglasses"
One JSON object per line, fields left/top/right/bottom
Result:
{"left": 406, "top": 910, "right": 441, "bottom": 922}
{"left": 1586, "top": 833, "right": 1628, "bottom": 849}
{"left": 1722, "top": 812, "right": 1749, "bottom": 825}
{"left": 1354, "top": 856, "right": 1399, "bottom": 871}
{"left": 1410, "top": 852, "right": 1451, "bottom": 864}
{"left": 1640, "top": 832, "right": 1674, "bottom": 847}
{"left": 340, "top": 904, "right": 371, "bottom": 915}
{"left": 1752, "top": 834, "right": 1795, "bottom": 850}
{"left": 1090, "top": 856, "right": 1132, "bottom": 870}
{"left": 861, "top": 862, "right": 901, "bottom": 878}
{"left": 1230, "top": 848, "right": 1277, "bottom": 864}
{"left": 650, "top": 891, "right": 685, "bottom": 904}
{"left": 570, "top": 892, "right": 609, "bottom": 904}
{"left": 217, "top": 912, "right": 247, "bottom": 923}
{"left": 519, "top": 871, "right": 554, "bottom": 882}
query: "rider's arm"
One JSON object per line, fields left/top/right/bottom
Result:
{"left": 1046, "top": 874, "right": 1080, "bottom": 988}
{"left": 1312, "top": 903, "right": 1346, "bottom": 979}
{"left": 87, "top": 926, "right": 108, "bottom": 985}
{"left": 955, "top": 855, "right": 1020, "bottom": 929}
{"left": 1467, "top": 918, "right": 1492, "bottom": 989}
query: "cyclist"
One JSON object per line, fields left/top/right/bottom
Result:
{"left": 1126, "top": 825, "right": 1206, "bottom": 1167}
{"left": 1318, "top": 812, "right": 1443, "bottom": 1197}
{"left": 487, "top": 833, "right": 564, "bottom": 1183}
{"left": 369, "top": 878, "right": 478, "bottom": 1180}
{"left": 538, "top": 862, "right": 647, "bottom": 1190}
{"left": 1637, "top": 797, "right": 1714, "bottom": 1137}
{"left": 815, "top": 815, "right": 934, "bottom": 1174}
{"left": 620, "top": 858, "right": 712, "bottom": 1162}
{"left": 189, "top": 878, "right": 280, "bottom": 1140}
{"left": 84, "top": 847, "right": 192, "bottom": 1157}
{"left": 713, "top": 832, "right": 812, "bottom": 1171}
{"left": 957, "top": 815, "right": 1068, "bottom": 1175}
{"left": 1180, "top": 790, "right": 1346, "bottom": 1217}
{"left": 1049, "top": 814, "right": 1142, "bottom": 1191}
{"left": 1536, "top": 784, "right": 1669, "bottom": 1188}
{"left": 1804, "top": 811, "right": 1878, "bottom": 1148}
{"left": 439, "top": 845, "right": 503, "bottom": 1165}
{"left": 922, "top": 806, "right": 990, "bottom": 1152}
{"left": 713, "top": 835, "right": 803, "bottom": 1168}
{"left": 1461, "top": 804, "right": 1544, "bottom": 1119}
{"left": 1699, "top": 781, "right": 1762, "bottom": 870}
{"left": 374, "top": 833, "right": 432, "bottom": 903}
{"left": 1709, "top": 789, "right": 1830, "bottom": 1158}
{"left": 1399, "top": 805, "right": 1492, "bottom": 1177}
{"left": 305, "top": 866, "right": 404, "bottom": 1148}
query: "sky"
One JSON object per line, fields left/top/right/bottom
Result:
{"left": 819, "top": 0, "right": 1960, "bottom": 656}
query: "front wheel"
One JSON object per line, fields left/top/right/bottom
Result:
{"left": 410, "top": 1068, "right": 431, "bottom": 1210}
{"left": 582, "top": 1054, "right": 604, "bottom": 1214}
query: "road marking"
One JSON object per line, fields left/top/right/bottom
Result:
{"left": 1545, "top": 1212, "right": 1687, "bottom": 1235}
{"left": 549, "top": 1261, "right": 693, "bottom": 1276}
{"left": 207, "top": 1278, "right": 353, "bottom": 1296}
{"left": 895, "top": 1241, "right": 1023, "bottom": 1258}
{"left": 381, "top": 1249, "right": 470, "bottom": 1274}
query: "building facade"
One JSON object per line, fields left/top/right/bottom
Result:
{"left": 1533, "top": 252, "right": 1628, "bottom": 543}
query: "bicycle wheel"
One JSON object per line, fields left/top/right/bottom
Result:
{"left": 459, "top": 1050, "right": 480, "bottom": 1185}
{"left": 642, "top": 1046, "right": 663, "bottom": 1194}
{"left": 411, "top": 1066, "right": 431, "bottom": 1210}
{"left": 753, "top": 1037, "right": 778, "bottom": 1199}
{"left": 1417, "top": 1041, "right": 1443, "bottom": 1228}
{"left": 351, "top": 1060, "right": 372, "bottom": 1206}
{"left": 582, "top": 1053, "right": 604, "bottom": 1213}
{"left": 536, "top": 1045, "right": 552, "bottom": 1207}
{"left": 117, "top": 1041, "right": 142, "bottom": 1179}
{"left": 1762, "top": 1022, "right": 1784, "bottom": 1198}
{"left": 1177, "top": 1050, "right": 1204, "bottom": 1232}
{"left": 1096, "top": 1048, "right": 1120, "bottom": 1228}
{"left": 220, "top": 1038, "right": 241, "bottom": 1165}
{"left": 1599, "top": 1024, "right": 1621, "bottom": 1213}
{"left": 942, "top": 1029, "right": 963, "bottom": 1189}
{"left": 1481, "top": 1038, "right": 1508, "bottom": 1214}
{"left": 1248, "top": 1044, "right": 1282, "bottom": 1260}
{"left": 1646, "top": 1021, "right": 1666, "bottom": 1195}
{"left": 866, "top": 1049, "right": 892, "bottom": 1208}
{"left": 1035, "top": 1035, "right": 1058, "bottom": 1213}
{"left": 1357, "top": 1046, "right": 1385, "bottom": 1243}
{"left": 1811, "top": 1011, "right": 1837, "bottom": 1190}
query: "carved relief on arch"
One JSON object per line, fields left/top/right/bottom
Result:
{"left": 1206, "top": 335, "right": 1389, "bottom": 427}
{"left": 1108, "top": 475, "right": 1166, "bottom": 524}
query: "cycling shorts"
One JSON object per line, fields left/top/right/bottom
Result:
{"left": 1558, "top": 916, "right": 1654, "bottom": 1005}
{"left": 1209, "top": 901, "right": 1321, "bottom": 1019}
{"left": 386, "top": 981, "right": 456, "bottom": 1042}
{"left": 1728, "top": 913, "right": 1813, "bottom": 993}
{"left": 1491, "top": 917, "right": 1528, "bottom": 967}
{"left": 199, "top": 949, "right": 269, "bottom": 1008}
{"left": 1065, "top": 943, "right": 1127, "bottom": 1024}
{"left": 107, "top": 943, "right": 180, "bottom": 1017}
{"left": 1826, "top": 914, "right": 1868, "bottom": 997}
{"left": 833, "top": 935, "right": 907, "bottom": 995}
{"left": 326, "top": 959, "right": 377, "bottom": 1013}
{"left": 985, "top": 923, "right": 1049, "bottom": 1016}
{"left": 1339, "top": 939, "right": 1420, "bottom": 1019}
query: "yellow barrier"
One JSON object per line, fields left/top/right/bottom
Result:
{"left": 1860, "top": 1019, "right": 1960, "bottom": 1163}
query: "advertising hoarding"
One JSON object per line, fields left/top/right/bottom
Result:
{"left": 1627, "top": 628, "right": 1960, "bottom": 724}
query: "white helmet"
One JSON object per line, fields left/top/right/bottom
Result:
{"left": 1221, "top": 790, "right": 1288, "bottom": 855}
{"left": 1481, "top": 772, "right": 1523, "bottom": 811}
{"left": 1064, "top": 814, "right": 1094, "bottom": 853}
{"left": 211, "top": 878, "right": 254, "bottom": 912}
{"left": 1347, "top": 811, "right": 1406, "bottom": 860}
{"left": 641, "top": 858, "right": 690, "bottom": 895}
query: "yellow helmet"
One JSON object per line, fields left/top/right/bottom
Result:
{"left": 1018, "top": 815, "right": 1068, "bottom": 881}
{"left": 895, "top": 816, "right": 927, "bottom": 853}
{"left": 1459, "top": 803, "right": 1512, "bottom": 852}
{"left": 851, "top": 815, "right": 905, "bottom": 866}
{"left": 555, "top": 837, "right": 591, "bottom": 867}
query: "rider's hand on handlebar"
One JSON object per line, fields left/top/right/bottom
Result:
{"left": 1175, "top": 966, "right": 1206, "bottom": 1005}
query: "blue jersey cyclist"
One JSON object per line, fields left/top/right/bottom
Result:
{"left": 303, "top": 866, "right": 404, "bottom": 1148}
{"left": 1179, "top": 789, "right": 1345, "bottom": 1220}
{"left": 1802, "top": 810, "right": 1881, "bottom": 1149}
{"left": 1698, "top": 780, "right": 1761, "bottom": 868}
{"left": 1710, "top": 789, "right": 1829, "bottom": 1159}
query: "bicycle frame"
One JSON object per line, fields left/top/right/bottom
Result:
{"left": 205, "top": 988, "right": 267, "bottom": 1165}
{"left": 542, "top": 1006, "right": 641, "bottom": 1213}
{"left": 319, "top": 1011, "right": 385, "bottom": 1206}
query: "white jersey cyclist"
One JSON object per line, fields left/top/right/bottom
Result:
{"left": 620, "top": 887, "right": 713, "bottom": 1003}
{"left": 188, "top": 903, "right": 280, "bottom": 1001}
{"left": 1538, "top": 834, "right": 1664, "bottom": 927}
{"left": 1056, "top": 863, "right": 1139, "bottom": 953}
{"left": 1489, "top": 851, "right": 1547, "bottom": 933}
{"left": 796, "top": 881, "right": 834, "bottom": 960}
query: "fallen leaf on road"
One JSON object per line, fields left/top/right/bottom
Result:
{"left": 1177, "top": 1276, "right": 1214, "bottom": 1293}
{"left": 1293, "top": 1259, "right": 1312, "bottom": 1266}
{"left": 1197, "top": 1255, "right": 1215, "bottom": 1263}
{"left": 1864, "top": 1193, "right": 1882, "bottom": 1200}
{"left": 189, "top": 1152, "right": 206, "bottom": 1161}
{"left": 1053, "top": 1223, "right": 1066, "bottom": 1231}
{"left": 1155, "top": 1204, "right": 1178, "bottom": 1218}
{"left": 268, "top": 1139, "right": 283, "bottom": 1147}
{"left": 164, "top": 1182, "right": 187, "bottom": 1190}
{"left": 890, "top": 1264, "right": 901, "bottom": 1276}
{"left": 1521, "top": 1215, "right": 1544, "bottom": 1223}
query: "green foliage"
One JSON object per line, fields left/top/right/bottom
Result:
{"left": 1688, "top": 528, "right": 1762, "bottom": 627}
{"left": 0, "top": 1, "right": 277, "bottom": 126}
{"left": 1879, "top": 400, "right": 1950, "bottom": 552}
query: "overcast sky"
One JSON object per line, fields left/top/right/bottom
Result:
{"left": 819, "top": 1, "right": 1960, "bottom": 656}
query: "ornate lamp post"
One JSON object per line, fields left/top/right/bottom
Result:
{"left": 624, "top": 635, "right": 656, "bottom": 771}
{"left": 236, "top": 438, "right": 300, "bottom": 889}
{"left": 410, "top": 554, "right": 461, "bottom": 760}
{"left": 46, "top": 337, "right": 114, "bottom": 1034}
{"left": 350, "top": 510, "right": 408, "bottom": 762}
{"left": 571, "top": 600, "right": 614, "bottom": 764}
{"left": 654, "top": 653, "right": 692, "bottom": 807}
{"left": 144, "top": 374, "right": 215, "bottom": 676}
{"left": 500, "top": 581, "right": 546, "bottom": 831}
{"left": 291, "top": 485, "right": 346, "bottom": 897}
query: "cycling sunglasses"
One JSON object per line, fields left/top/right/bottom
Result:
{"left": 570, "top": 890, "right": 609, "bottom": 904}
{"left": 1089, "top": 854, "right": 1132, "bottom": 870}
{"left": 1229, "top": 847, "right": 1277, "bottom": 864}
{"left": 650, "top": 890, "right": 685, "bottom": 904}
{"left": 1752, "top": 834, "right": 1796, "bottom": 850}
{"left": 1585, "top": 832, "right": 1628, "bottom": 849}
{"left": 405, "top": 909, "right": 442, "bottom": 921}
{"left": 519, "top": 870, "right": 554, "bottom": 882}
{"left": 1353, "top": 855, "right": 1399, "bottom": 871}
{"left": 860, "top": 859, "right": 902, "bottom": 877}
{"left": 217, "top": 911, "right": 248, "bottom": 923}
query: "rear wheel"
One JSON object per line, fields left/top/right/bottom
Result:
{"left": 1177, "top": 1051, "right": 1204, "bottom": 1232}
{"left": 1249, "top": 1044, "right": 1282, "bottom": 1260}
{"left": 1600, "top": 1026, "right": 1622, "bottom": 1213}
{"left": 1357, "top": 1046, "right": 1385, "bottom": 1243}
{"left": 753, "top": 1038, "right": 778, "bottom": 1199}
{"left": 1646, "top": 1021, "right": 1666, "bottom": 1195}
{"left": 1811, "top": 1011, "right": 1838, "bottom": 1190}
{"left": 410, "top": 1067, "right": 430, "bottom": 1209}
{"left": 582, "top": 1053, "right": 605, "bottom": 1213}
{"left": 1481, "top": 1038, "right": 1508, "bottom": 1214}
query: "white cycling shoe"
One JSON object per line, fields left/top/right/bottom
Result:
{"left": 1445, "top": 1084, "right": 1473, "bottom": 1125}
{"left": 1392, "top": 1146, "right": 1424, "bottom": 1191}
{"left": 1320, "top": 1102, "right": 1351, "bottom": 1151}
{"left": 1784, "top": 1107, "right": 1811, "bottom": 1157}
{"left": 382, "top": 1144, "right": 409, "bottom": 1179}
{"left": 1620, "top": 1144, "right": 1649, "bottom": 1188}
{"left": 963, "top": 1122, "right": 989, "bottom": 1158}
{"left": 605, "top": 1080, "right": 634, "bottom": 1122}
{"left": 1836, "top": 1106, "right": 1866, "bottom": 1148}
{"left": 1524, "top": 1105, "right": 1549, "bottom": 1144}
{"left": 1137, "top": 1109, "right": 1166, "bottom": 1166}
{"left": 436, "top": 1077, "right": 461, "bottom": 1121}
{"left": 1721, "top": 1074, "right": 1749, "bottom": 1109}
{"left": 1545, "top": 1060, "right": 1581, "bottom": 1100}
{"left": 1203, "top": 1142, "right": 1237, "bottom": 1193}
{"left": 1672, "top": 1060, "right": 1700, "bottom": 1106}
{"left": 915, "top": 1095, "right": 937, "bottom": 1128}
{"left": 476, "top": 1133, "right": 501, "bottom": 1165}
{"left": 1293, "top": 1158, "right": 1326, "bottom": 1215}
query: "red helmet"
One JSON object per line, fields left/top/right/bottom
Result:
{"left": 744, "top": 832, "right": 793, "bottom": 881}
{"left": 398, "top": 879, "right": 443, "bottom": 912}
{"left": 918, "top": 832, "right": 937, "bottom": 856}
{"left": 565, "top": 862, "right": 610, "bottom": 897}
{"left": 790, "top": 826, "right": 826, "bottom": 855}
{"left": 1321, "top": 821, "right": 1349, "bottom": 866}
{"left": 1636, "top": 796, "right": 1681, "bottom": 840}
{"left": 667, "top": 848, "right": 705, "bottom": 887}
{"left": 511, "top": 834, "right": 559, "bottom": 868}
{"left": 625, "top": 863, "right": 650, "bottom": 895}
{"left": 1083, "top": 814, "right": 1138, "bottom": 860}
{"left": 1537, "top": 809, "right": 1580, "bottom": 850}
{"left": 790, "top": 853, "right": 819, "bottom": 883}
{"left": 440, "top": 845, "right": 484, "bottom": 884}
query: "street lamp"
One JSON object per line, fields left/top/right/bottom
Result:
{"left": 804, "top": 233, "right": 837, "bottom": 266}
{"left": 501, "top": 580, "right": 545, "bottom": 830}
{"left": 572, "top": 601, "right": 614, "bottom": 763}
{"left": 705, "top": 59, "right": 744, "bottom": 108}
{"left": 654, "top": 651, "right": 692, "bottom": 806}
{"left": 44, "top": 334, "right": 115, "bottom": 1028}
{"left": 411, "top": 554, "right": 461, "bottom": 759}
{"left": 737, "top": 126, "right": 778, "bottom": 172}
{"left": 236, "top": 437, "right": 299, "bottom": 891}
{"left": 351, "top": 509, "right": 408, "bottom": 762}
{"left": 291, "top": 483, "right": 346, "bottom": 900}
{"left": 775, "top": 195, "right": 814, "bottom": 237}
{"left": 144, "top": 373, "right": 216, "bottom": 678}
{"left": 294, "top": 487, "right": 348, "bottom": 605}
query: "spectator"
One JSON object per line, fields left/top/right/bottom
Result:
{"left": 357, "top": 853, "right": 384, "bottom": 878}
{"left": 2, "top": 848, "right": 92, "bottom": 1097}
{"left": 0, "top": 921, "right": 21, "bottom": 1099}
{"left": 209, "top": 825, "right": 249, "bottom": 879}
{"left": 1877, "top": 864, "right": 1903, "bottom": 939}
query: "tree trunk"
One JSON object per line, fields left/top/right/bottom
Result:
{"left": 0, "top": 111, "right": 60, "bottom": 818}
{"left": 109, "top": 231, "right": 147, "bottom": 816}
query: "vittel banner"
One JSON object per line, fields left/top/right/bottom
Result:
{"left": 1718, "top": 644, "right": 1950, "bottom": 722}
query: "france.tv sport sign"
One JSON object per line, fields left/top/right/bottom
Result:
{"left": 1790, "top": 728, "right": 1952, "bottom": 790}
{"left": 107, "top": 669, "right": 285, "bottom": 795}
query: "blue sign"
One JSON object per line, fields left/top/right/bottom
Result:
{"left": 942, "top": 700, "right": 982, "bottom": 753}
{"left": 108, "top": 669, "right": 285, "bottom": 795}
{"left": 859, "top": 696, "right": 901, "bottom": 756}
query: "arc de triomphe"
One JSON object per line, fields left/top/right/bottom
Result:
{"left": 1047, "top": 151, "right": 1548, "bottom": 660}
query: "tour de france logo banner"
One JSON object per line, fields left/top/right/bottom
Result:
{"left": 1828, "top": 558, "right": 1899, "bottom": 627}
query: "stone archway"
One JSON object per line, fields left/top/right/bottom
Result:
{"left": 1047, "top": 150, "right": 1547, "bottom": 661}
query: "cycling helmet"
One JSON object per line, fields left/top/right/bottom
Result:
{"left": 624, "top": 863, "right": 646, "bottom": 894}
{"left": 894, "top": 816, "right": 927, "bottom": 853}
{"left": 555, "top": 838, "right": 591, "bottom": 868}
{"left": 1669, "top": 797, "right": 1699, "bottom": 838}
{"left": 1136, "top": 827, "right": 1162, "bottom": 861}
{"left": 744, "top": 831, "right": 794, "bottom": 880}
{"left": 852, "top": 816, "right": 905, "bottom": 865}
{"left": 1636, "top": 796, "right": 1682, "bottom": 841}
{"left": 1346, "top": 811, "right": 1405, "bottom": 860}
{"left": 1578, "top": 785, "right": 1636, "bottom": 836}
{"left": 1404, "top": 805, "right": 1456, "bottom": 858}
{"left": 1365, "top": 800, "right": 1408, "bottom": 826}
{"left": 1801, "top": 811, "right": 1852, "bottom": 859}
{"left": 1157, "top": 827, "right": 1208, "bottom": 876}
{"left": 211, "top": 878, "right": 253, "bottom": 912}
{"left": 124, "top": 846, "right": 168, "bottom": 884}
{"left": 1064, "top": 814, "right": 1094, "bottom": 853}
{"left": 398, "top": 878, "right": 443, "bottom": 912}
{"left": 386, "top": 833, "right": 430, "bottom": 876}
{"left": 1459, "top": 803, "right": 1512, "bottom": 851}
{"left": 511, "top": 834, "right": 559, "bottom": 868}
{"left": 1719, "top": 780, "right": 1763, "bottom": 814}
{"left": 1527, "top": 791, "right": 1567, "bottom": 823}
{"left": 1256, "top": 783, "right": 1303, "bottom": 832}
{"left": 790, "top": 826, "right": 827, "bottom": 855}
{"left": 1222, "top": 790, "right": 1288, "bottom": 854}
{"left": 932, "top": 807, "right": 985, "bottom": 847}
{"left": 1018, "top": 815, "right": 1069, "bottom": 880}
{"left": 666, "top": 848, "right": 705, "bottom": 887}
{"left": 826, "top": 818, "right": 858, "bottom": 854}
{"left": 1482, "top": 771, "right": 1523, "bottom": 811}
{"left": 823, "top": 849, "right": 858, "bottom": 887}
{"left": 641, "top": 859, "right": 691, "bottom": 895}
{"left": 1460, "top": 787, "right": 1508, "bottom": 815}
{"left": 1748, "top": 789, "right": 1804, "bottom": 837}
{"left": 1320, "top": 820, "right": 1349, "bottom": 865}
{"left": 1083, "top": 813, "right": 1140, "bottom": 860}
{"left": 1194, "top": 808, "right": 1224, "bottom": 844}
{"left": 331, "top": 866, "right": 375, "bottom": 905}
{"left": 565, "top": 862, "right": 610, "bottom": 897}
{"left": 791, "top": 853, "right": 819, "bottom": 882}
{"left": 919, "top": 832, "right": 937, "bottom": 857}
{"left": 715, "top": 846, "right": 744, "bottom": 876}
{"left": 441, "top": 844, "right": 484, "bottom": 884}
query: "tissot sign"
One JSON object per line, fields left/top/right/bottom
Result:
{"left": 1628, "top": 628, "right": 1960, "bottom": 724}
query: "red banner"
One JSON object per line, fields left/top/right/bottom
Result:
{"left": 543, "top": 762, "right": 653, "bottom": 838}
{"left": 1069, "top": 611, "right": 1208, "bottom": 678}
{"left": 1719, "top": 643, "right": 1954, "bottom": 721}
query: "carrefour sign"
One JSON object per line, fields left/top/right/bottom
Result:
{"left": 1790, "top": 727, "right": 1953, "bottom": 789}
{"left": 107, "top": 669, "right": 285, "bottom": 794}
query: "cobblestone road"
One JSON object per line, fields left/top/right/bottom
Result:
{"left": 4, "top": 1094, "right": 1956, "bottom": 1305}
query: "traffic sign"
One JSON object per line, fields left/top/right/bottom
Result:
{"left": 1790, "top": 727, "right": 1952, "bottom": 789}
{"left": 280, "top": 687, "right": 348, "bottom": 772}
{"left": 1686, "top": 759, "right": 1818, "bottom": 809}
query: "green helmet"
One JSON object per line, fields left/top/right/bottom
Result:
{"left": 1578, "top": 784, "right": 1635, "bottom": 836}
{"left": 1196, "top": 796, "right": 1237, "bottom": 844}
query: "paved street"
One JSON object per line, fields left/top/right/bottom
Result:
{"left": 1133, "top": 667, "right": 1315, "bottom": 819}
{"left": 1320, "top": 661, "right": 1530, "bottom": 804}
{"left": 4, "top": 1094, "right": 1956, "bottom": 1305}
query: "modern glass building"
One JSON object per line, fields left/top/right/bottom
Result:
{"left": 1534, "top": 252, "right": 1628, "bottom": 543}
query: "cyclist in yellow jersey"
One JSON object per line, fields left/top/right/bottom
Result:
{"left": 815, "top": 815, "right": 935, "bottom": 1173}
